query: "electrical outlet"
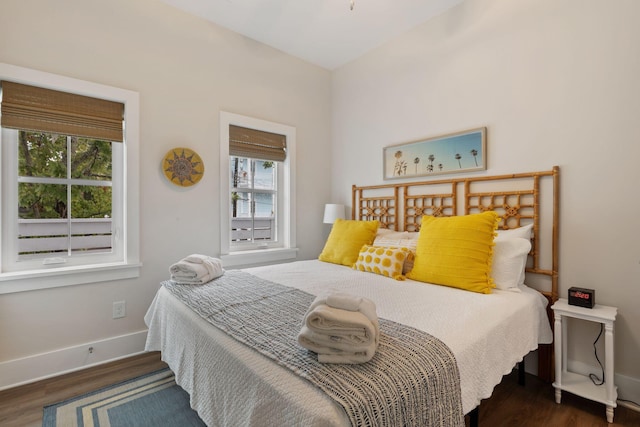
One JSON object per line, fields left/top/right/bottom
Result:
{"left": 113, "top": 301, "right": 126, "bottom": 319}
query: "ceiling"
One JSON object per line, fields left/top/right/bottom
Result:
{"left": 158, "top": 0, "right": 464, "bottom": 70}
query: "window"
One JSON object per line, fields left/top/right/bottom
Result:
{"left": 220, "top": 112, "right": 297, "bottom": 267}
{"left": 230, "top": 157, "right": 277, "bottom": 245}
{"left": 3, "top": 131, "right": 120, "bottom": 268}
{"left": 0, "top": 64, "right": 140, "bottom": 294}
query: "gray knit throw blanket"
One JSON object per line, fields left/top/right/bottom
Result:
{"left": 163, "top": 270, "right": 464, "bottom": 427}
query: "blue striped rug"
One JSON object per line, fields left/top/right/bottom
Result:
{"left": 42, "top": 368, "right": 206, "bottom": 427}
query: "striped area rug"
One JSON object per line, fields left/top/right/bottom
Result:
{"left": 42, "top": 368, "right": 205, "bottom": 427}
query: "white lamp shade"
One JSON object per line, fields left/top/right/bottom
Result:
{"left": 323, "top": 204, "right": 346, "bottom": 224}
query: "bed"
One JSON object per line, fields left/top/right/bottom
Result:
{"left": 145, "top": 167, "right": 559, "bottom": 426}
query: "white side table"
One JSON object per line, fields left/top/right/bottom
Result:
{"left": 551, "top": 298, "right": 618, "bottom": 423}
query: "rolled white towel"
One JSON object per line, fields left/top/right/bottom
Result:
{"left": 183, "top": 254, "right": 222, "bottom": 275}
{"left": 179, "top": 254, "right": 224, "bottom": 277}
{"left": 201, "top": 258, "right": 222, "bottom": 278}
{"left": 169, "top": 254, "right": 224, "bottom": 284}
{"left": 182, "top": 254, "right": 211, "bottom": 264}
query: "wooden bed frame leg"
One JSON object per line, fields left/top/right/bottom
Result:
{"left": 468, "top": 406, "right": 479, "bottom": 427}
{"left": 518, "top": 360, "right": 526, "bottom": 386}
{"left": 537, "top": 343, "right": 554, "bottom": 383}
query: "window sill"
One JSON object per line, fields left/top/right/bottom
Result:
{"left": 221, "top": 247, "right": 298, "bottom": 268}
{"left": 0, "top": 262, "right": 142, "bottom": 294}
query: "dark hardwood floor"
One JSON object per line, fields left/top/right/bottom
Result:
{"left": 0, "top": 352, "right": 167, "bottom": 427}
{"left": 1, "top": 351, "right": 638, "bottom": 427}
{"left": 476, "top": 370, "right": 640, "bottom": 427}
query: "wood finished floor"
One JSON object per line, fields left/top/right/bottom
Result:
{"left": 0, "top": 351, "right": 638, "bottom": 427}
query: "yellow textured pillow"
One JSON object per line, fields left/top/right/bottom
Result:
{"left": 353, "top": 245, "right": 410, "bottom": 280}
{"left": 406, "top": 212, "right": 499, "bottom": 294}
{"left": 318, "top": 219, "right": 379, "bottom": 266}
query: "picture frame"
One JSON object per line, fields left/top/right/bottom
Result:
{"left": 383, "top": 127, "right": 487, "bottom": 180}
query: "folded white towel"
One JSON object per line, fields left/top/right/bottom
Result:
{"left": 298, "top": 292, "right": 380, "bottom": 364}
{"left": 304, "top": 304, "right": 379, "bottom": 347}
{"left": 170, "top": 261, "right": 207, "bottom": 278}
{"left": 169, "top": 254, "right": 224, "bottom": 284}
{"left": 298, "top": 325, "right": 373, "bottom": 353}
{"left": 326, "top": 292, "right": 363, "bottom": 312}
{"left": 306, "top": 293, "right": 379, "bottom": 335}
{"left": 182, "top": 254, "right": 210, "bottom": 264}
{"left": 298, "top": 327, "right": 377, "bottom": 364}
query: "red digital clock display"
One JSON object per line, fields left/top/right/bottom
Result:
{"left": 568, "top": 287, "right": 595, "bottom": 308}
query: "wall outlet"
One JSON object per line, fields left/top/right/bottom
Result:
{"left": 113, "top": 301, "right": 126, "bottom": 319}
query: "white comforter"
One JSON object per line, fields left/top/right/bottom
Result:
{"left": 145, "top": 260, "right": 552, "bottom": 426}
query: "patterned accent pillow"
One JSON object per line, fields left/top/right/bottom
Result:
{"left": 353, "top": 245, "right": 410, "bottom": 280}
{"left": 373, "top": 237, "right": 417, "bottom": 274}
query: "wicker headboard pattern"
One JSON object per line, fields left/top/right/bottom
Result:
{"left": 352, "top": 167, "right": 559, "bottom": 382}
{"left": 352, "top": 166, "right": 560, "bottom": 303}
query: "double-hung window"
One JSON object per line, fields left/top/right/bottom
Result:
{"left": 230, "top": 156, "right": 277, "bottom": 245}
{"left": 220, "top": 112, "right": 297, "bottom": 267}
{"left": 0, "top": 65, "right": 140, "bottom": 293}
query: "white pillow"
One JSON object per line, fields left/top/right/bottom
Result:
{"left": 405, "top": 231, "right": 420, "bottom": 240}
{"left": 491, "top": 238, "right": 531, "bottom": 291}
{"left": 495, "top": 223, "right": 533, "bottom": 241}
{"left": 374, "top": 236, "right": 418, "bottom": 248}
{"left": 376, "top": 229, "right": 410, "bottom": 239}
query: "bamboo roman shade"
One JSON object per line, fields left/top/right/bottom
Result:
{"left": 0, "top": 81, "right": 124, "bottom": 142}
{"left": 229, "top": 124, "right": 286, "bottom": 162}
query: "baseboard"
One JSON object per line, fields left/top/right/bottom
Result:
{"left": 568, "top": 360, "right": 640, "bottom": 411}
{"left": 0, "top": 329, "right": 148, "bottom": 391}
{"left": 616, "top": 372, "right": 640, "bottom": 412}
{"left": 618, "top": 400, "right": 640, "bottom": 413}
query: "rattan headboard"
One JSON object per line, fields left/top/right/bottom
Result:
{"left": 352, "top": 167, "right": 559, "bottom": 381}
{"left": 352, "top": 166, "right": 559, "bottom": 303}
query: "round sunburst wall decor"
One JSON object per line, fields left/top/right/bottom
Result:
{"left": 163, "top": 147, "right": 204, "bottom": 187}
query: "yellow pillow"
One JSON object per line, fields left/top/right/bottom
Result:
{"left": 406, "top": 212, "right": 499, "bottom": 294}
{"left": 374, "top": 237, "right": 418, "bottom": 274}
{"left": 353, "top": 245, "right": 410, "bottom": 280}
{"left": 318, "top": 219, "right": 379, "bottom": 266}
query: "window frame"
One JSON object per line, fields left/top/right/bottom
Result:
{"left": 0, "top": 62, "right": 140, "bottom": 294}
{"left": 219, "top": 111, "right": 297, "bottom": 267}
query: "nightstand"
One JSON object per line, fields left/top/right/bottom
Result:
{"left": 551, "top": 298, "right": 618, "bottom": 423}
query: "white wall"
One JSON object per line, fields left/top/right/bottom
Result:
{"left": 0, "top": 0, "right": 332, "bottom": 385}
{"left": 332, "top": 0, "right": 640, "bottom": 401}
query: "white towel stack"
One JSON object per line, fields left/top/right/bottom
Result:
{"left": 298, "top": 292, "right": 380, "bottom": 364}
{"left": 169, "top": 254, "right": 224, "bottom": 284}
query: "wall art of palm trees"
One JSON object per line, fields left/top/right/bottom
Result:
{"left": 383, "top": 127, "right": 486, "bottom": 180}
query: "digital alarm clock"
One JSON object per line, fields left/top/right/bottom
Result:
{"left": 568, "top": 287, "right": 595, "bottom": 309}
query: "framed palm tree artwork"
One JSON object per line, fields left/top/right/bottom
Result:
{"left": 383, "top": 127, "right": 486, "bottom": 180}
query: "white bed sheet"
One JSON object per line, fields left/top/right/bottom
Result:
{"left": 145, "top": 259, "right": 552, "bottom": 426}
